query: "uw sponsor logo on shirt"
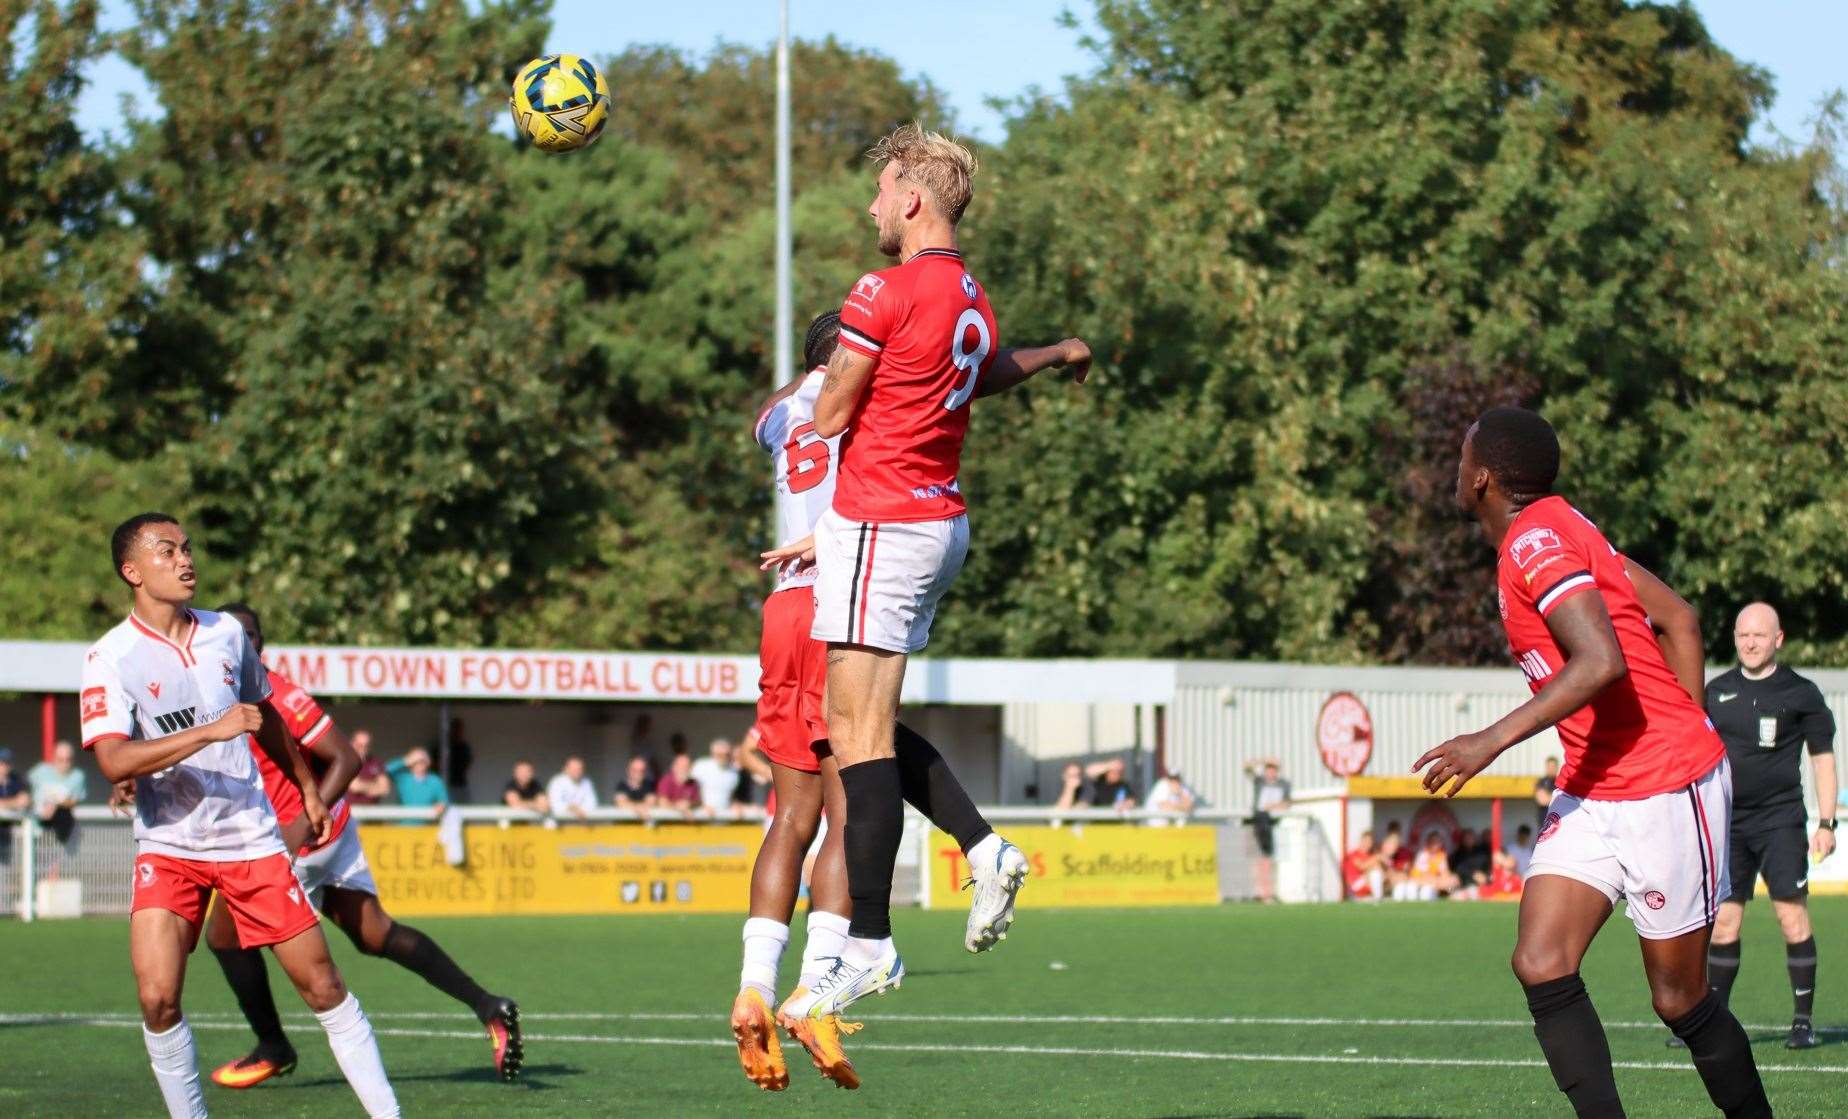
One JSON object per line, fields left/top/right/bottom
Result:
{"left": 152, "top": 706, "right": 200, "bottom": 735}
{"left": 81, "top": 687, "right": 109, "bottom": 722}
{"left": 1509, "top": 526, "right": 1563, "bottom": 570}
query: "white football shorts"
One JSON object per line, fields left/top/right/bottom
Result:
{"left": 809, "top": 508, "right": 968, "bottom": 654}
{"left": 292, "top": 821, "right": 378, "bottom": 909}
{"left": 1528, "top": 756, "right": 1731, "bottom": 939}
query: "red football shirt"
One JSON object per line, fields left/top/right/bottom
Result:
{"left": 1496, "top": 496, "right": 1724, "bottom": 800}
{"left": 250, "top": 668, "right": 350, "bottom": 853}
{"left": 834, "top": 247, "right": 998, "bottom": 523}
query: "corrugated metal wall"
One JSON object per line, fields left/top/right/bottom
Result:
{"left": 1166, "top": 662, "right": 1848, "bottom": 817}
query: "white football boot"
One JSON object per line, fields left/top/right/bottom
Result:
{"left": 785, "top": 942, "right": 905, "bottom": 1020}
{"left": 964, "top": 839, "right": 1030, "bottom": 953}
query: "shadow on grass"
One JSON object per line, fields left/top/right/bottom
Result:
{"left": 298, "top": 1061, "right": 581, "bottom": 1092}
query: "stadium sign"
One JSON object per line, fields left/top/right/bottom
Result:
{"left": 264, "top": 646, "right": 756, "bottom": 702}
{"left": 1316, "top": 691, "right": 1374, "bottom": 777}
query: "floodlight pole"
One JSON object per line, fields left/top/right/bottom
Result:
{"left": 773, "top": 0, "right": 793, "bottom": 389}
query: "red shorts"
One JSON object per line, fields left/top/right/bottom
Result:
{"left": 756, "top": 586, "right": 829, "bottom": 773}
{"left": 131, "top": 851, "right": 320, "bottom": 949}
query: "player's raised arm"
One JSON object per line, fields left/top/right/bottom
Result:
{"left": 1621, "top": 556, "right": 1705, "bottom": 703}
{"left": 975, "top": 338, "right": 1092, "bottom": 398}
{"left": 1415, "top": 592, "right": 1628, "bottom": 796}
{"left": 811, "top": 344, "right": 877, "bottom": 439}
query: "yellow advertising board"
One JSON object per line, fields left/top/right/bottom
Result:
{"left": 926, "top": 825, "right": 1220, "bottom": 908}
{"left": 356, "top": 824, "right": 763, "bottom": 916}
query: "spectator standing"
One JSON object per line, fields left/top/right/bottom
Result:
{"left": 502, "top": 761, "right": 548, "bottom": 814}
{"left": 344, "top": 729, "right": 392, "bottom": 805}
{"left": 1694, "top": 602, "right": 1838, "bottom": 1050}
{"left": 1511, "top": 824, "right": 1535, "bottom": 880}
{"left": 1343, "top": 830, "right": 1384, "bottom": 901}
{"left": 1533, "top": 755, "right": 1559, "bottom": 830}
{"left": 656, "top": 753, "right": 701, "bottom": 813}
{"left": 546, "top": 757, "right": 597, "bottom": 823}
{"left": 690, "top": 738, "right": 743, "bottom": 818}
{"left": 1245, "top": 759, "right": 1291, "bottom": 903}
{"left": 444, "top": 717, "right": 474, "bottom": 802}
{"left": 613, "top": 756, "right": 657, "bottom": 814}
{"left": 0, "top": 747, "right": 29, "bottom": 811}
{"left": 629, "top": 714, "right": 657, "bottom": 765}
{"left": 386, "top": 748, "right": 448, "bottom": 820}
{"left": 29, "top": 740, "right": 88, "bottom": 846}
{"left": 1087, "top": 758, "right": 1138, "bottom": 811}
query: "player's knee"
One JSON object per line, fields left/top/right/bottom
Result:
{"left": 296, "top": 966, "right": 348, "bottom": 1011}
{"left": 1510, "top": 943, "right": 1573, "bottom": 986}
{"left": 137, "top": 981, "right": 183, "bottom": 1030}
{"left": 1650, "top": 980, "right": 1706, "bottom": 1023}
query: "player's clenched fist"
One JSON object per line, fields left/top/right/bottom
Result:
{"left": 212, "top": 702, "right": 264, "bottom": 740}
{"left": 1057, "top": 338, "right": 1092, "bottom": 384}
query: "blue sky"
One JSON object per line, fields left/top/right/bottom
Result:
{"left": 75, "top": 2, "right": 1845, "bottom": 145}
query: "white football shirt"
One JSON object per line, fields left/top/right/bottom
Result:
{"left": 755, "top": 366, "right": 840, "bottom": 591}
{"left": 80, "top": 608, "right": 285, "bottom": 861}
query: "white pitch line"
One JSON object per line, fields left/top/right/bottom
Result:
{"left": 13, "top": 1017, "right": 1848, "bottom": 1076}
{"left": 5, "top": 1009, "right": 1844, "bottom": 1035}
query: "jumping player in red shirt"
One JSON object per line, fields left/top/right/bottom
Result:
{"left": 82, "top": 514, "right": 398, "bottom": 1119}
{"left": 783, "top": 125, "right": 1090, "bottom": 1021}
{"left": 1415, "top": 410, "right": 1769, "bottom": 1118}
{"left": 200, "top": 602, "right": 521, "bottom": 1089}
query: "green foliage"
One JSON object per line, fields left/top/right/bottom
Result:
{"left": 1, "top": 0, "right": 1843, "bottom": 666}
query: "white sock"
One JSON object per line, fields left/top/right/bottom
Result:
{"left": 794, "top": 912, "right": 850, "bottom": 989}
{"left": 799, "top": 910, "right": 851, "bottom": 988}
{"left": 967, "top": 832, "right": 1003, "bottom": 873}
{"left": 314, "top": 994, "right": 399, "bottom": 1119}
{"left": 844, "top": 934, "right": 894, "bottom": 965}
{"left": 142, "top": 1018, "right": 207, "bottom": 1119}
{"left": 740, "top": 916, "right": 789, "bottom": 1000}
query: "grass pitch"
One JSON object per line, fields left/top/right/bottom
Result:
{"left": 4, "top": 899, "right": 1845, "bottom": 1117}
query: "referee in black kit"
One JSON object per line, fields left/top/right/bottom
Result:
{"left": 1676, "top": 602, "right": 1839, "bottom": 1050}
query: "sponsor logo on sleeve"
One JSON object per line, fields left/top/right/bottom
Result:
{"left": 851, "top": 273, "right": 885, "bottom": 302}
{"left": 282, "top": 686, "right": 314, "bottom": 718}
{"left": 221, "top": 659, "right": 236, "bottom": 687}
{"left": 81, "top": 687, "right": 109, "bottom": 722}
{"left": 1509, "top": 526, "right": 1563, "bottom": 570}
{"left": 961, "top": 273, "right": 978, "bottom": 302}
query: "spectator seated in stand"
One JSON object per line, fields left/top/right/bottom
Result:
{"left": 656, "top": 753, "right": 701, "bottom": 814}
{"left": 1051, "top": 763, "right": 1086, "bottom": 810}
{"left": 502, "top": 760, "right": 548, "bottom": 814}
{"left": 1400, "top": 831, "right": 1461, "bottom": 900}
{"left": 546, "top": 756, "right": 597, "bottom": 823}
{"left": 1480, "top": 847, "right": 1525, "bottom": 900}
{"left": 1343, "top": 830, "right": 1385, "bottom": 901}
{"left": 690, "top": 737, "right": 744, "bottom": 819}
{"left": 1087, "top": 758, "right": 1138, "bottom": 812}
{"left": 344, "top": 729, "right": 393, "bottom": 805}
{"left": 385, "top": 747, "right": 447, "bottom": 821}
{"left": 1147, "top": 769, "right": 1196, "bottom": 821}
{"left": 733, "top": 726, "right": 772, "bottom": 807}
{"left": 0, "top": 747, "right": 29, "bottom": 813}
{"left": 1510, "top": 823, "right": 1535, "bottom": 880}
{"left": 1450, "top": 828, "right": 1493, "bottom": 894}
{"left": 613, "top": 755, "right": 657, "bottom": 815}
{"left": 29, "top": 740, "right": 89, "bottom": 846}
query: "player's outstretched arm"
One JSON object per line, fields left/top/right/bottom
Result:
{"left": 812, "top": 346, "right": 878, "bottom": 439}
{"left": 1414, "top": 593, "right": 1628, "bottom": 796}
{"left": 976, "top": 338, "right": 1091, "bottom": 399}
{"left": 93, "top": 703, "right": 264, "bottom": 783}
{"left": 1621, "top": 556, "right": 1704, "bottom": 703}
{"left": 254, "top": 700, "right": 331, "bottom": 844}
{"left": 306, "top": 723, "right": 361, "bottom": 814}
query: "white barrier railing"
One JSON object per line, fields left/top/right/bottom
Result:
{"left": 1, "top": 805, "right": 1302, "bottom": 919}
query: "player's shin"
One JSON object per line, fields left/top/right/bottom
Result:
{"left": 1708, "top": 940, "right": 1742, "bottom": 1004}
{"left": 839, "top": 757, "right": 903, "bottom": 948}
{"left": 142, "top": 1018, "right": 208, "bottom": 1119}
{"left": 1524, "top": 974, "right": 1625, "bottom": 1118}
{"left": 1664, "top": 990, "right": 1772, "bottom": 1118}
{"left": 212, "top": 945, "right": 291, "bottom": 1051}
{"left": 1786, "top": 935, "right": 1817, "bottom": 1024}
{"left": 314, "top": 993, "right": 400, "bottom": 1119}
{"left": 379, "top": 921, "right": 492, "bottom": 1021}
{"left": 893, "top": 722, "right": 992, "bottom": 854}
{"left": 741, "top": 917, "right": 790, "bottom": 1000}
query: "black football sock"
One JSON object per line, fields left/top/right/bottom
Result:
{"left": 840, "top": 757, "right": 903, "bottom": 941}
{"left": 1524, "top": 974, "right": 1624, "bottom": 1118}
{"left": 1786, "top": 935, "right": 1817, "bottom": 1023}
{"left": 1665, "top": 990, "right": 1772, "bottom": 1118}
{"left": 893, "top": 722, "right": 993, "bottom": 854}
{"left": 1708, "top": 939, "right": 1742, "bottom": 1005}
{"left": 212, "top": 945, "right": 291, "bottom": 1052}
{"left": 380, "top": 922, "right": 494, "bottom": 1021}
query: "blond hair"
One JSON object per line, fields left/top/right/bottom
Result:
{"left": 869, "top": 122, "right": 979, "bottom": 224}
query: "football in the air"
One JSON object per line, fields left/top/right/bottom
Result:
{"left": 509, "top": 54, "right": 609, "bottom": 152}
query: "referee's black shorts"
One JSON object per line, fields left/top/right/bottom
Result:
{"left": 1728, "top": 821, "right": 1810, "bottom": 903}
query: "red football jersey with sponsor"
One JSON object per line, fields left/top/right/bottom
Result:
{"left": 834, "top": 247, "right": 998, "bottom": 523}
{"left": 250, "top": 669, "right": 349, "bottom": 853}
{"left": 1496, "top": 496, "right": 1724, "bottom": 800}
